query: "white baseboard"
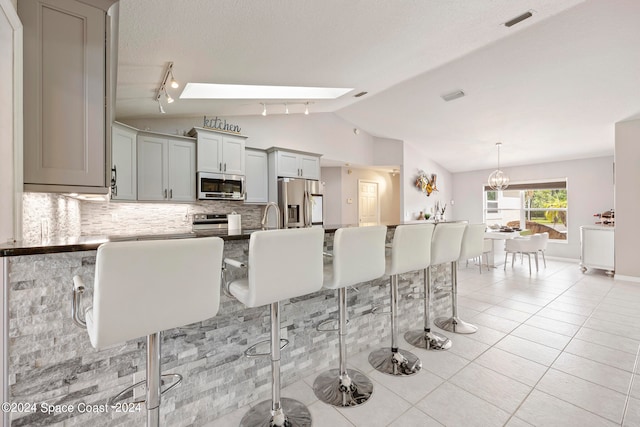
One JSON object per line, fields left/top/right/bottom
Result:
{"left": 547, "top": 256, "right": 580, "bottom": 263}
{"left": 613, "top": 274, "right": 640, "bottom": 283}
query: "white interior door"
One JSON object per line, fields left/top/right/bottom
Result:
{"left": 358, "top": 180, "right": 379, "bottom": 226}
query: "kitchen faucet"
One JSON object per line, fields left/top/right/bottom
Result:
{"left": 261, "top": 202, "right": 281, "bottom": 229}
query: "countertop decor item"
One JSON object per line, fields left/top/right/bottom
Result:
{"left": 415, "top": 170, "right": 438, "bottom": 196}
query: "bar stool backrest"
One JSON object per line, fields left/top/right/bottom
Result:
{"left": 431, "top": 223, "right": 467, "bottom": 265}
{"left": 246, "top": 228, "right": 325, "bottom": 307}
{"left": 389, "top": 224, "right": 435, "bottom": 275}
{"left": 326, "top": 225, "right": 387, "bottom": 289}
{"left": 459, "top": 223, "right": 487, "bottom": 261}
{"left": 88, "top": 237, "right": 224, "bottom": 350}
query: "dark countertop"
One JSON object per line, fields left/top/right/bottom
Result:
{"left": 0, "top": 221, "right": 458, "bottom": 257}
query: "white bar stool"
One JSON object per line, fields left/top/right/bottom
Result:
{"left": 313, "top": 225, "right": 386, "bottom": 407}
{"left": 226, "top": 228, "right": 324, "bottom": 427}
{"left": 459, "top": 223, "right": 488, "bottom": 273}
{"left": 433, "top": 223, "right": 478, "bottom": 334}
{"left": 71, "top": 237, "right": 224, "bottom": 427}
{"left": 404, "top": 223, "right": 453, "bottom": 351}
{"left": 369, "top": 224, "right": 431, "bottom": 376}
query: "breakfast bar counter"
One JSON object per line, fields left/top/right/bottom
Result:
{"left": 2, "top": 223, "right": 454, "bottom": 426}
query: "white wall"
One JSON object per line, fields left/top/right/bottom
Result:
{"left": 614, "top": 119, "right": 640, "bottom": 279}
{"left": 372, "top": 136, "right": 403, "bottom": 166}
{"left": 402, "top": 140, "right": 453, "bottom": 221}
{"left": 0, "top": 0, "right": 20, "bottom": 244}
{"left": 320, "top": 167, "right": 342, "bottom": 225}
{"left": 340, "top": 167, "right": 400, "bottom": 225}
{"left": 452, "top": 156, "right": 615, "bottom": 260}
{"left": 122, "top": 112, "right": 377, "bottom": 167}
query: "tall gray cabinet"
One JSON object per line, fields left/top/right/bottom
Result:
{"left": 19, "top": 0, "right": 117, "bottom": 194}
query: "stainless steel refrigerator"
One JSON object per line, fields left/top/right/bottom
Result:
{"left": 277, "top": 178, "right": 323, "bottom": 228}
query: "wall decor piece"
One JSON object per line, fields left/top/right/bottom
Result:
{"left": 202, "top": 115, "right": 242, "bottom": 134}
{"left": 415, "top": 170, "right": 438, "bottom": 196}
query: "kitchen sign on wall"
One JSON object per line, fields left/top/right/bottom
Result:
{"left": 202, "top": 116, "right": 242, "bottom": 134}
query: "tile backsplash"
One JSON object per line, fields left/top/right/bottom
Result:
{"left": 23, "top": 192, "right": 264, "bottom": 240}
{"left": 22, "top": 193, "right": 82, "bottom": 242}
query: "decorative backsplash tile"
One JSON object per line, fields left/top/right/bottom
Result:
{"left": 22, "top": 193, "right": 264, "bottom": 240}
{"left": 21, "top": 193, "right": 81, "bottom": 242}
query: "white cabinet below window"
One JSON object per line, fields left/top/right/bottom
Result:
{"left": 268, "top": 148, "right": 321, "bottom": 180}
{"left": 188, "top": 128, "right": 246, "bottom": 175}
{"left": 137, "top": 133, "right": 196, "bottom": 202}
{"left": 111, "top": 123, "right": 137, "bottom": 201}
{"left": 245, "top": 149, "right": 268, "bottom": 204}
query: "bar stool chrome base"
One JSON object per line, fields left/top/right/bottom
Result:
{"left": 404, "top": 329, "right": 452, "bottom": 351}
{"left": 240, "top": 397, "right": 311, "bottom": 427}
{"left": 368, "top": 348, "right": 422, "bottom": 376}
{"left": 313, "top": 368, "right": 373, "bottom": 407}
{"left": 434, "top": 316, "right": 478, "bottom": 334}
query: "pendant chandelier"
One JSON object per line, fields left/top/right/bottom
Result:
{"left": 488, "top": 142, "right": 509, "bottom": 190}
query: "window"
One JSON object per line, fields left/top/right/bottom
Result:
{"left": 484, "top": 180, "right": 568, "bottom": 241}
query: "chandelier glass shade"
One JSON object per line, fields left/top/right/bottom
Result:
{"left": 488, "top": 142, "right": 509, "bottom": 190}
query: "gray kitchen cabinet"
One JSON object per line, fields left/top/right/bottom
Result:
{"left": 268, "top": 148, "right": 321, "bottom": 180}
{"left": 137, "top": 133, "right": 196, "bottom": 202}
{"left": 111, "top": 122, "right": 137, "bottom": 201}
{"left": 245, "top": 149, "right": 268, "bottom": 204}
{"left": 189, "top": 128, "right": 246, "bottom": 175}
{"left": 19, "top": 0, "right": 116, "bottom": 193}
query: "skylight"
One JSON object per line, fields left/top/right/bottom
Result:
{"left": 180, "top": 83, "right": 353, "bottom": 100}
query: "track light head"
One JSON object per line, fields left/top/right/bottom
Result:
{"left": 304, "top": 103, "right": 309, "bottom": 115}
{"left": 170, "top": 69, "right": 179, "bottom": 89}
{"left": 261, "top": 103, "right": 267, "bottom": 116}
{"left": 155, "top": 61, "right": 178, "bottom": 111}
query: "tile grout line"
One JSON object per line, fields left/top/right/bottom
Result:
{"left": 500, "top": 266, "right": 619, "bottom": 425}
{"left": 621, "top": 340, "right": 640, "bottom": 426}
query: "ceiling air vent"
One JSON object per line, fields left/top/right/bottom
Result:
{"left": 504, "top": 11, "right": 533, "bottom": 28}
{"left": 441, "top": 90, "right": 465, "bottom": 102}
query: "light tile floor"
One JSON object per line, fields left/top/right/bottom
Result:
{"left": 206, "top": 259, "right": 640, "bottom": 426}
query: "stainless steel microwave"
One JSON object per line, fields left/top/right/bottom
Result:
{"left": 197, "top": 172, "right": 245, "bottom": 200}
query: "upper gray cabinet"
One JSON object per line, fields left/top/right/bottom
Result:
{"left": 19, "top": 0, "right": 116, "bottom": 193}
{"left": 244, "top": 149, "right": 268, "bottom": 204}
{"left": 137, "top": 132, "right": 196, "bottom": 203}
{"left": 111, "top": 122, "right": 137, "bottom": 201}
{"left": 268, "top": 148, "right": 321, "bottom": 180}
{"left": 188, "top": 128, "right": 246, "bottom": 175}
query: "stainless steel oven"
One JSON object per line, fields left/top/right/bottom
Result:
{"left": 197, "top": 172, "right": 245, "bottom": 200}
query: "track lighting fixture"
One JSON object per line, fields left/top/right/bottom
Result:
{"left": 257, "top": 102, "right": 311, "bottom": 116}
{"left": 155, "top": 61, "right": 179, "bottom": 113}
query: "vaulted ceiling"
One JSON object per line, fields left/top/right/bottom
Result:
{"left": 115, "top": 0, "right": 640, "bottom": 172}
